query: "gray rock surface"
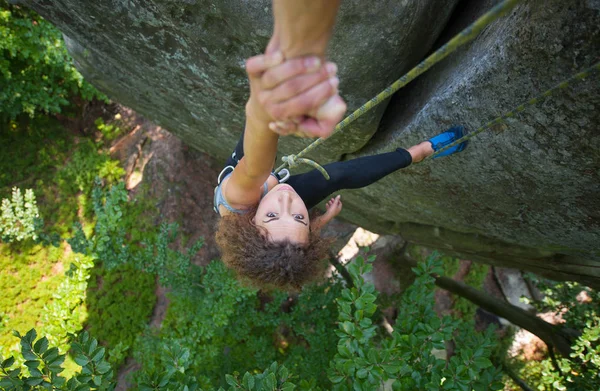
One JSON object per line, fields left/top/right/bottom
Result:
{"left": 22, "top": 0, "right": 600, "bottom": 286}
{"left": 337, "top": 0, "right": 600, "bottom": 287}
{"left": 23, "top": 0, "right": 458, "bottom": 163}
{"left": 494, "top": 268, "right": 535, "bottom": 312}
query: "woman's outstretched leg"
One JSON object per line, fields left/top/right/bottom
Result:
{"left": 407, "top": 141, "right": 434, "bottom": 163}
{"left": 287, "top": 126, "right": 467, "bottom": 209}
{"left": 287, "top": 148, "right": 414, "bottom": 209}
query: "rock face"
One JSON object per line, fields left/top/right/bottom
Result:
{"left": 23, "top": 0, "right": 458, "bottom": 162}
{"left": 22, "top": 0, "right": 600, "bottom": 287}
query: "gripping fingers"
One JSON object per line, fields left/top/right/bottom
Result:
{"left": 296, "top": 95, "right": 347, "bottom": 138}
{"left": 245, "top": 51, "right": 284, "bottom": 77}
{"left": 268, "top": 120, "right": 297, "bottom": 136}
{"left": 262, "top": 57, "right": 336, "bottom": 90}
{"left": 266, "top": 65, "right": 338, "bottom": 104}
{"left": 268, "top": 77, "right": 339, "bottom": 120}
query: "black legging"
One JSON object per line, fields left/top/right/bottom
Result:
{"left": 222, "top": 131, "right": 412, "bottom": 209}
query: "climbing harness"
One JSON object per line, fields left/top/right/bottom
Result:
{"left": 275, "top": 0, "right": 599, "bottom": 179}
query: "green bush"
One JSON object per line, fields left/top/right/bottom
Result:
{"left": 39, "top": 255, "right": 93, "bottom": 352}
{"left": 0, "top": 255, "right": 504, "bottom": 391}
{"left": 132, "top": 261, "right": 341, "bottom": 389}
{"left": 328, "top": 256, "right": 502, "bottom": 390}
{"left": 511, "top": 278, "right": 600, "bottom": 390}
{"left": 57, "top": 140, "right": 125, "bottom": 198}
{"left": 0, "top": 187, "right": 40, "bottom": 242}
{"left": 86, "top": 262, "right": 155, "bottom": 367}
{"left": 0, "top": 329, "right": 114, "bottom": 390}
{"left": 65, "top": 181, "right": 505, "bottom": 389}
{"left": 0, "top": 1, "right": 106, "bottom": 120}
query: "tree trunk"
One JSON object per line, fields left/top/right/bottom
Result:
{"left": 399, "top": 251, "right": 575, "bottom": 357}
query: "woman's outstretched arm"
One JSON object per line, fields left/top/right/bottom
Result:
{"left": 225, "top": 53, "right": 339, "bottom": 207}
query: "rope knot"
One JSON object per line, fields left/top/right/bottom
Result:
{"left": 281, "top": 155, "right": 331, "bottom": 180}
{"left": 282, "top": 154, "right": 298, "bottom": 168}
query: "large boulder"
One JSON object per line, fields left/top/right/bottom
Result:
{"left": 22, "top": 0, "right": 600, "bottom": 287}
{"left": 340, "top": 0, "right": 600, "bottom": 287}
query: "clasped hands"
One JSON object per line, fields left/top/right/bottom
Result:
{"left": 245, "top": 51, "right": 346, "bottom": 139}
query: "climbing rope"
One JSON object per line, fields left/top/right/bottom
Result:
{"left": 276, "top": 0, "right": 523, "bottom": 175}
{"left": 428, "top": 61, "right": 600, "bottom": 159}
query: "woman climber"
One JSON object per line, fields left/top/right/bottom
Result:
{"left": 214, "top": 0, "right": 468, "bottom": 289}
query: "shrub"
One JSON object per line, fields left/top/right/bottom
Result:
{"left": 0, "top": 1, "right": 106, "bottom": 120}
{"left": 0, "top": 187, "right": 40, "bottom": 242}
{"left": 0, "top": 329, "right": 113, "bottom": 390}
{"left": 66, "top": 182, "right": 505, "bottom": 389}
{"left": 86, "top": 262, "right": 156, "bottom": 367}
{"left": 0, "top": 255, "right": 505, "bottom": 391}
{"left": 511, "top": 278, "right": 600, "bottom": 390}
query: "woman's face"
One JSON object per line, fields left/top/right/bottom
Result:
{"left": 254, "top": 184, "right": 310, "bottom": 244}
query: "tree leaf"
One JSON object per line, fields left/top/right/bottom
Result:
{"left": 1, "top": 357, "right": 15, "bottom": 368}
{"left": 73, "top": 354, "right": 89, "bottom": 367}
{"left": 225, "top": 374, "right": 238, "bottom": 387}
{"left": 242, "top": 372, "right": 254, "bottom": 389}
{"left": 33, "top": 336, "right": 49, "bottom": 354}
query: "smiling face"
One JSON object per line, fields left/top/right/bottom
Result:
{"left": 254, "top": 184, "right": 310, "bottom": 244}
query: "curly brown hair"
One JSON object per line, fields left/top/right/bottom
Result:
{"left": 215, "top": 208, "right": 330, "bottom": 290}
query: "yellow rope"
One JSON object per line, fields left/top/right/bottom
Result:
{"left": 282, "top": 155, "right": 330, "bottom": 180}
{"left": 276, "top": 0, "right": 523, "bottom": 176}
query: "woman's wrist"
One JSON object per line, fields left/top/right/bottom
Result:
{"left": 245, "top": 99, "right": 269, "bottom": 126}
{"left": 245, "top": 99, "right": 279, "bottom": 137}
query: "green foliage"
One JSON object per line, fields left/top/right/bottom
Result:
{"left": 329, "top": 255, "right": 502, "bottom": 390}
{"left": 0, "top": 240, "right": 77, "bottom": 357}
{"left": 511, "top": 278, "right": 600, "bottom": 390}
{"left": 0, "top": 113, "right": 150, "bottom": 372}
{"left": 0, "top": 1, "right": 106, "bottom": 120}
{"left": 68, "top": 181, "right": 200, "bottom": 291}
{"left": 0, "top": 329, "right": 297, "bottom": 391}
{"left": 0, "top": 117, "right": 72, "bottom": 191}
{"left": 39, "top": 256, "right": 93, "bottom": 351}
{"left": 72, "top": 184, "right": 502, "bottom": 389}
{"left": 0, "top": 187, "right": 59, "bottom": 246}
{"left": 1, "top": 254, "right": 504, "bottom": 391}
{"left": 221, "top": 362, "right": 297, "bottom": 391}
{"left": 132, "top": 260, "right": 341, "bottom": 389}
{"left": 57, "top": 141, "right": 125, "bottom": 198}
{"left": 526, "top": 318, "right": 600, "bottom": 391}
{"left": 0, "top": 187, "right": 40, "bottom": 242}
{"left": 0, "top": 329, "right": 113, "bottom": 390}
{"left": 86, "top": 263, "right": 155, "bottom": 367}
{"left": 94, "top": 118, "right": 124, "bottom": 141}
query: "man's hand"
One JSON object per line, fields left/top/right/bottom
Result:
{"left": 265, "top": 35, "right": 346, "bottom": 139}
{"left": 265, "top": 0, "right": 346, "bottom": 138}
{"left": 271, "top": 0, "right": 341, "bottom": 59}
{"left": 245, "top": 52, "right": 339, "bottom": 128}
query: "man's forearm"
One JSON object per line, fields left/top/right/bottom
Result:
{"left": 271, "top": 0, "right": 341, "bottom": 59}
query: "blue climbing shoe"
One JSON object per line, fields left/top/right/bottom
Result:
{"left": 428, "top": 126, "right": 468, "bottom": 159}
